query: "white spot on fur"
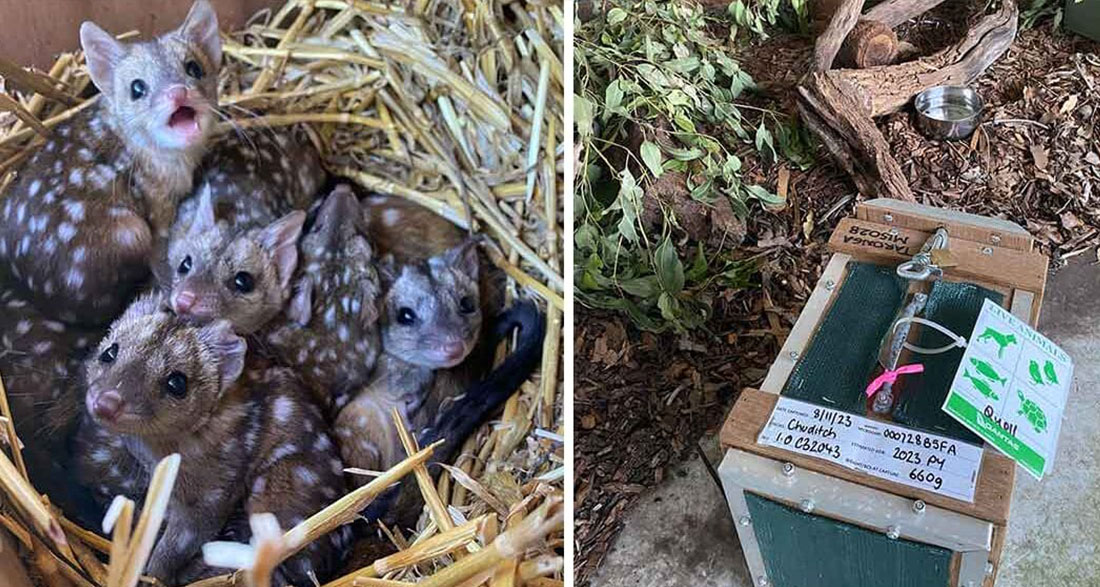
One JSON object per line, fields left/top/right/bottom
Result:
{"left": 382, "top": 209, "right": 402, "bottom": 226}
{"left": 33, "top": 341, "right": 52, "bottom": 354}
{"left": 63, "top": 201, "right": 85, "bottom": 221}
{"left": 65, "top": 268, "right": 84, "bottom": 289}
{"left": 273, "top": 396, "right": 294, "bottom": 423}
{"left": 295, "top": 466, "right": 319, "bottom": 484}
{"left": 58, "top": 223, "right": 77, "bottom": 242}
{"left": 252, "top": 476, "right": 266, "bottom": 494}
{"left": 15, "top": 321, "right": 30, "bottom": 335}
{"left": 72, "top": 246, "right": 86, "bottom": 263}
{"left": 27, "top": 180, "right": 41, "bottom": 196}
{"left": 69, "top": 169, "right": 83, "bottom": 185}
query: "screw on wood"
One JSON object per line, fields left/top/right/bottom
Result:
{"left": 824, "top": 279, "right": 836, "bottom": 290}
{"left": 781, "top": 462, "right": 795, "bottom": 477}
{"left": 883, "top": 213, "right": 894, "bottom": 222}
{"left": 800, "top": 499, "right": 815, "bottom": 513}
{"left": 886, "top": 526, "right": 900, "bottom": 540}
{"left": 912, "top": 500, "right": 926, "bottom": 514}
{"left": 738, "top": 516, "right": 751, "bottom": 527}
{"left": 981, "top": 246, "right": 993, "bottom": 255}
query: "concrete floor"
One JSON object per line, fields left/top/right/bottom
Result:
{"left": 590, "top": 256, "right": 1100, "bottom": 587}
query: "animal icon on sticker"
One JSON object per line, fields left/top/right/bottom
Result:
{"left": 977, "top": 327, "right": 1017, "bottom": 358}
{"left": 1017, "top": 390, "right": 1047, "bottom": 434}
{"left": 962, "top": 369, "right": 999, "bottom": 401}
{"left": 969, "top": 357, "right": 1006, "bottom": 385}
{"left": 1043, "top": 360, "right": 1059, "bottom": 385}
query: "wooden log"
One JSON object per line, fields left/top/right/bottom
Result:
{"left": 837, "top": 0, "right": 1018, "bottom": 116}
{"left": 864, "top": 0, "right": 949, "bottom": 28}
{"left": 813, "top": 0, "right": 865, "bottom": 71}
{"left": 797, "top": 72, "right": 915, "bottom": 201}
{"left": 797, "top": 1, "right": 1017, "bottom": 200}
{"left": 811, "top": 0, "right": 849, "bottom": 33}
{"left": 838, "top": 19, "right": 899, "bottom": 68}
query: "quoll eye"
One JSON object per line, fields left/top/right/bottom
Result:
{"left": 397, "top": 307, "right": 416, "bottom": 325}
{"left": 233, "top": 272, "right": 255, "bottom": 294}
{"left": 99, "top": 343, "right": 118, "bottom": 364}
{"left": 184, "top": 59, "right": 204, "bottom": 79}
{"left": 459, "top": 295, "right": 476, "bottom": 314}
{"left": 178, "top": 255, "right": 192, "bottom": 275}
{"left": 130, "top": 79, "right": 147, "bottom": 101}
{"left": 164, "top": 371, "right": 188, "bottom": 398}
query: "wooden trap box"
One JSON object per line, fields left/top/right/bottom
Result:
{"left": 718, "top": 199, "right": 1050, "bottom": 587}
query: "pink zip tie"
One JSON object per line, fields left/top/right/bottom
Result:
{"left": 865, "top": 364, "right": 925, "bottom": 397}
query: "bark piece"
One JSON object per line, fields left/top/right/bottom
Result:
{"left": 839, "top": 19, "right": 899, "bottom": 68}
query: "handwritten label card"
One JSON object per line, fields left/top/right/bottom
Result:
{"left": 758, "top": 397, "right": 984, "bottom": 502}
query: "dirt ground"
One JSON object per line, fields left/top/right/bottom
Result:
{"left": 574, "top": 6, "right": 1100, "bottom": 584}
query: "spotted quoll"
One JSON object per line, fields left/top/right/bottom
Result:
{"left": 0, "top": 0, "right": 221, "bottom": 326}
{"left": 172, "top": 127, "right": 324, "bottom": 237}
{"left": 160, "top": 186, "right": 307, "bottom": 334}
{"left": 333, "top": 241, "right": 486, "bottom": 483}
{"left": 159, "top": 125, "right": 326, "bottom": 322}
{"left": 263, "top": 184, "right": 382, "bottom": 410}
{"left": 0, "top": 289, "right": 102, "bottom": 519}
{"left": 74, "top": 293, "right": 346, "bottom": 585}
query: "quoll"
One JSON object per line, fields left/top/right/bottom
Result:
{"left": 263, "top": 184, "right": 383, "bottom": 410}
{"left": 74, "top": 293, "right": 346, "bottom": 585}
{"left": 333, "top": 240, "right": 487, "bottom": 484}
{"left": 0, "top": 289, "right": 101, "bottom": 519}
{"left": 0, "top": 0, "right": 221, "bottom": 325}
{"left": 160, "top": 186, "right": 307, "bottom": 334}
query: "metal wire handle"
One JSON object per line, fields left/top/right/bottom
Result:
{"left": 896, "top": 227, "right": 950, "bottom": 281}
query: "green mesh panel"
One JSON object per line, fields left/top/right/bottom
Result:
{"left": 746, "top": 493, "right": 954, "bottom": 587}
{"left": 893, "top": 280, "right": 1004, "bottom": 443}
{"left": 783, "top": 262, "right": 907, "bottom": 413}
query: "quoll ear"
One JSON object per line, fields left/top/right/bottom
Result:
{"left": 377, "top": 254, "right": 399, "bottom": 285}
{"left": 287, "top": 277, "right": 313, "bottom": 327}
{"left": 442, "top": 239, "right": 480, "bottom": 279}
{"left": 199, "top": 320, "right": 246, "bottom": 388}
{"left": 188, "top": 184, "right": 217, "bottom": 236}
{"left": 79, "top": 22, "right": 126, "bottom": 96}
{"left": 177, "top": 0, "right": 222, "bottom": 68}
{"left": 260, "top": 211, "right": 306, "bottom": 289}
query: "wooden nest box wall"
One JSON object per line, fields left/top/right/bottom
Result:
{"left": 718, "top": 199, "right": 1049, "bottom": 587}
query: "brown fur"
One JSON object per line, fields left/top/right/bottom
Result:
{"left": 359, "top": 195, "right": 465, "bottom": 264}
{"left": 74, "top": 295, "right": 345, "bottom": 585}
{"left": 0, "top": 1, "right": 221, "bottom": 326}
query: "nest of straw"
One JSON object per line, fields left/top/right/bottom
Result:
{"left": 0, "top": 0, "right": 564, "bottom": 585}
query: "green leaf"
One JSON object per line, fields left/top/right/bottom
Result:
{"left": 575, "top": 94, "right": 594, "bottom": 139}
{"left": 755, "top": 122, "right": 775, "bottom": 158}
{"left": 640, "top": 141, "right": 664, "bottom": 178}
{"left": 605, "top": 81, "right": 624, "bottom": 112}
{"left": 685, "top": 243, "right": 708, "bottom": 282}
{"left": 655, "top": 237, "right": 685, "bottom": 294}
{"left": 665, "top": 145, "right": 703, "bottom": 161}
{"left": 607, "top": 7, "right": 628, "bottom": 25}
{"left": 620, "top": 275, "right": 662, "bottom": 299}
{"left": 745, "top": 183, "right": 785, "bottom": 208}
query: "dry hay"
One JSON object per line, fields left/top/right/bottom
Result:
{"left": 0, "top": 0, "right": 564, "bottom": 585}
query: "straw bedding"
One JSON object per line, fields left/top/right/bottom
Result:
{"left": 0, "top": 0, "right": 564, "bottom": 585}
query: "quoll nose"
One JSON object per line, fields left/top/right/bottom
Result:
{"left": 166, "top": 85, "right": 188, "bottom": 106}
{"left": 91, "top": 391, "right": 123, "bottom": 422}
{"left": 443, "top": 340, "right": 465, "bottom": 359}
{"left": 174, "top": 290, "right": 197, "bottom": 313}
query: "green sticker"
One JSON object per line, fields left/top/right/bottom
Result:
{"left": 942, "top": 299, "right": 1074, "bottom": 480}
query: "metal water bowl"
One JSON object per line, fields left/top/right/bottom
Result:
{"left": 913, "top": 85, "right": 984, "bottom": 140}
